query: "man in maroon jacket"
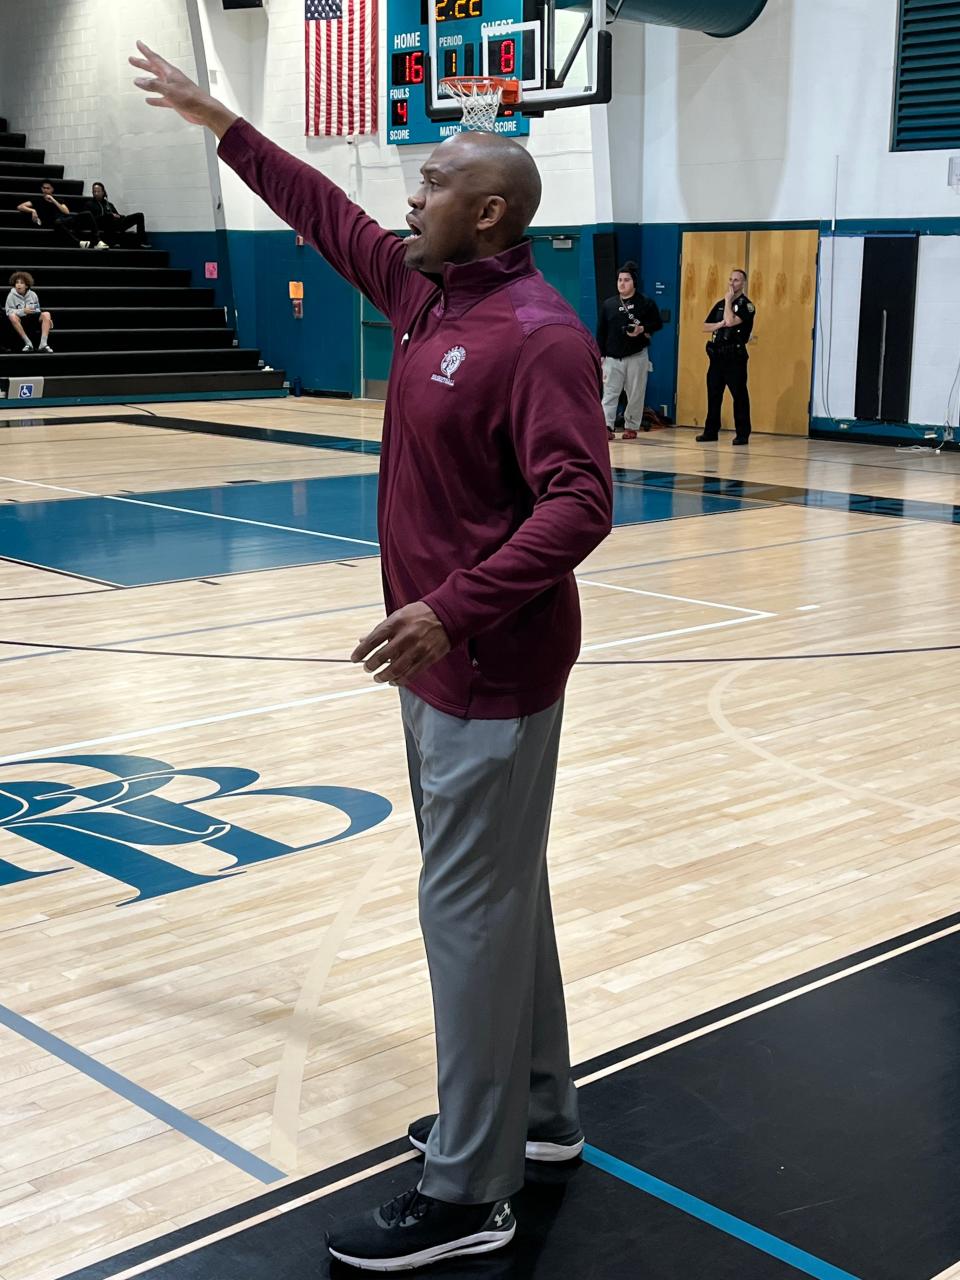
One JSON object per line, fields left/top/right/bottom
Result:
{"left": 132, "top": 41, "right": 613, "bottom": 1272}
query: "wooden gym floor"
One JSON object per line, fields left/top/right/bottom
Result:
{"left": 0, "top": 399, "right": 959, "bottom": 1280}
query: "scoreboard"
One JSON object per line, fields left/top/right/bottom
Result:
{"left": 386, "top": 0, "right": 532, "bottom": 146}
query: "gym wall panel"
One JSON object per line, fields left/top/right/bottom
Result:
{"left": 198, "top": 0, "right": 605, "bottom": 234}
{"left": 854, "top": 235, "right": 918, "bottom": 423}
{"left": 812, "top": 235, "right": 864, "bottom": 422}
{"left": 641, "top": 0, "right": 960, "bottom": 226}
{"left": 909, "top": 237, "right": 960, "bottom": 429}
{"left": 638, "top": 223, "right": 682, "bottom": 418}
{"left": 0, "top": 0, "right": 216, "bottom": 233}
{"left": 227, "top": 230, "right": 361, "bottom": 395}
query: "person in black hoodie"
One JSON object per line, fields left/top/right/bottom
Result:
{"left": 596, "top": 261, "right": 662, "bottom": 439}
{"left": 86, "top": 182, "right": 148, "bottom": 248}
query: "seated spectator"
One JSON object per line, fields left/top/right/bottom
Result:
{"left": 5, "top": 271, "right": 54, "bottom": 352}
{"left": 86, "top": 182, "right": 148, "bottom": 248}
{"left": 17, "top": 182, "right": 97, "bottom": 246}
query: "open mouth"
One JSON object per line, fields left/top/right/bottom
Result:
{"left": 406, "top": 219, "right": 423, "bottom": 239}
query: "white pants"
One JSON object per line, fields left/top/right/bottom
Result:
{"left": 601, "top": 349, "right": 651, "bottom": 431}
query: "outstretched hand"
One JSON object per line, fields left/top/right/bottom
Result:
{"left": 351, "top": 603, "right": 451, "bottom": 687}
{"left": 129, "top": 41, "right": 237, "bottom": 135}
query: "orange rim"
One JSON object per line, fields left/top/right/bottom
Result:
{"left": 439, "top": 76, "right": 521, "bottom": 104}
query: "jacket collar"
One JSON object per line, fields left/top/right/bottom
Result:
{"left": 431, "top": 240, "right": 536, "bottom": 319}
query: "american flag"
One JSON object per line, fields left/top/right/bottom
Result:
{"left": 305, "top": 0, "right": 378, "bottom": 137}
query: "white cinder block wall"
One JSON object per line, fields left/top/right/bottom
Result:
{"left": 198, "top": 0, "right": 610, "bottom": 232}
{"left": 0, "top": 0, "right": 215, "bottom": 231}
{"left": 640, "top": 0, "right": 960, "bottom": 225}
{"left": 0, "top": 0, "right": 622, "bottom": 233}
{"left": 4, "top": 0, "right": 959, "bottom": 425}
{"left": 3, "top": 0, "right": 958, "bottom": 231}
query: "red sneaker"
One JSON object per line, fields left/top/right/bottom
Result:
{"left": 622, "top": 428, "right": 638, "bottom": 440}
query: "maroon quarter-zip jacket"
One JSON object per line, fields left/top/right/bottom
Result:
{"left": 219, "top": 120, "right": 613, "bottom": 718}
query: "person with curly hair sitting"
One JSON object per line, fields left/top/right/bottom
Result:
{"left": 4, "top": 271, "right": 54, "bottom": 352}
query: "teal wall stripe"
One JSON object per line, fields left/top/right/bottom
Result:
{"left": 146, "top": 217, "right": 960, "bottom": 439}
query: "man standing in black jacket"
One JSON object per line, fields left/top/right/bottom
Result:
{"left": 596, "top": 261, "right": 662, "bottom": 440}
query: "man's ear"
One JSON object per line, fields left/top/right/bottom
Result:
{"left": 477, "top": 194, "right": 508, "bottom": 233}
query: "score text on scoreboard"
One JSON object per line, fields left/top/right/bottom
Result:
{"left": 386, "top": 0, "right": 531, "bottom": 146}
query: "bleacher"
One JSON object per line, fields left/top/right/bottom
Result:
{"left": 0, "top": 117, "right": 285, "bottom": 402}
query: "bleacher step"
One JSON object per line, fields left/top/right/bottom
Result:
{"left": 0, "top": 349, "right": 264, "bottom": 376}
{"left": 2, "top": 369, "right": 287, "bottom": 399}
{"left": 49, "top": 328, "right": 236, "bottom": 353}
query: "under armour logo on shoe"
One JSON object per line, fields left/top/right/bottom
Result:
{"left": 495, "top": 1203, "right": 511, "bottom": 1227}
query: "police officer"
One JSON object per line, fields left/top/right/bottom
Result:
{"left": 697, "top": 268, "right": 755, "bottom": 446}
{"left": 597, "top": 261, "right": 663, "bottom": 440}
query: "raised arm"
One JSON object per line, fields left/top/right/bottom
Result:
{"left": 129, "top": 41, "right": 413, "bottom": 321}
{"left": 704, "top": 294, "right": 740, "bottom": 334}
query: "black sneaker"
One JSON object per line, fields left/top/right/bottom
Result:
{"left": 732, "top": 436, "right": 750, "bottom": 446}
{"left": 695, "top": 433, "right": 719, "bottom": 443}
{"left": 408, "top": 1114, "right": 585, "bottom": 1164}
{"left": 326, "top": 1186, "right": 515, "bottom": 1272}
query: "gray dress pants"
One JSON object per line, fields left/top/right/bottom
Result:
{"left": 399, "top": 688, "right": 581, "bottom": 1205}
{"left": 601, "top": 349, "right": 651, "bottom": 432}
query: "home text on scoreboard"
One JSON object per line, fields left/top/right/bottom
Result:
{"left": 386, "top": 0, "right": 531, "bottom": 146}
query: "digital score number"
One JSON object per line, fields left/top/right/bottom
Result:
{"left": 486, "top": 37, "right": 516, "bottom": 75}
{"left": 421, "top": 0, "right": 483, "bottom": 20}
{"left": 391, "top": 50, "right": 426, "bottom": 85}
{"left": 387, "top": 0, "right": 529, "bottom": 145}
{"left": 392, "top": 40, "right": 513, "bottom": 82}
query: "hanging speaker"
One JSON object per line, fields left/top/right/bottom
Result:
{"left": 222, "top": 0, "right": 263, "bottom": 8}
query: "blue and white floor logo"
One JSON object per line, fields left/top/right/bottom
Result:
{"left": 0, "top": 753, "right": 392, "bottom": 904}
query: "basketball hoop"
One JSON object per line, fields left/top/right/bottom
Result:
{"left": 439, "top": 76, "right": 521, "bottom": 132}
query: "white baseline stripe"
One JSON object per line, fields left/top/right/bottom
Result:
{"left": 577, "top": 576, "right": 769, "bottom": 617}
{"left": 0, "top": 475, "right": 380, "bottom": 549}
{"left": 101, "top": 1151, "right": 419, "bottom": 1280}
{"left": 581, "top": 612, "right": 772, "bottom": 653}
{"left": 577, "top": 918, "right": 960, "bottom": 1089}
{"left": 0, "top": 684, "right": 387, "bottom": 766}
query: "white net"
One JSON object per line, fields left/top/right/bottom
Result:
{"left": 440, "top": 78, "right": 506, "bottom": 132}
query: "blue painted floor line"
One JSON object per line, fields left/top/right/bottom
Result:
{"left": 0, "top": 1002, "right": 286, "bottom": 1185}
{"left": 583, "top": 1145, "right": 862, "bottom": 1280}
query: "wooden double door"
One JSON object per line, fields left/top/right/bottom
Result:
{"left": 676, "top": 229, "right": 819, "bottom": 436}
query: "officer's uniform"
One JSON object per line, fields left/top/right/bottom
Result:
{"left": 701, "top": 292, "right": 755, "bottom": 442}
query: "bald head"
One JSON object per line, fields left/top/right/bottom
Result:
{"left": 403, "top": 129, "right": 543, "bottom": 273}
{"left": 436, "top": 131, "right": 542, "bottom": 237}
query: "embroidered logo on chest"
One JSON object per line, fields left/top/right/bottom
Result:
{"left": 431, "top": 345, "right": 466, "bottom": 387}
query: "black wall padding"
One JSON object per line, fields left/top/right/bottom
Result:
{"left": 854, "top": 236, "right": 919, "bottom": 424}
{"left": 593, "top": 231, "right": 619, "bottom": 320}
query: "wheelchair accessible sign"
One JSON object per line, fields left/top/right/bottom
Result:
{"left": 6, "top": 377, "right": 44, "bottom": 399}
